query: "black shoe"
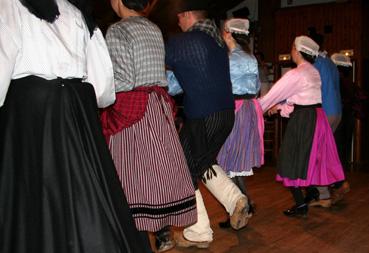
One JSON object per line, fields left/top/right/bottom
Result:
{"left": 283, "top": 204, "right": 308, "bottom": 217}
{"left": 156, "top": 239, "right": 175, "bottom": 253}
{"left": 218, "top": 218, "right": 231, "bottom": 228}
{"left": 155, "top": 228, "right": 175, "bottom": 252}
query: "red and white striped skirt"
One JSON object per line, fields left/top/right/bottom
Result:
{"left": 109, "top": 92, "right": 196, "bottom": 232}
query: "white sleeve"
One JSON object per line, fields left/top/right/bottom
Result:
{"left": 86, "top": 28, "right": 115, "bottom": 108}
{"left": 0, "top": 19, "right": 20, "bottom": 107}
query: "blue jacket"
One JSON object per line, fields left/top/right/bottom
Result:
{"left": 314, "top": 55, "right": 342, "bottom": 116}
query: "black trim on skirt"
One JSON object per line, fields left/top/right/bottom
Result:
{"left": 276, "top": 104, "right": 319, "bottom": 180}
{"left": 179, "top": 109, "right": 235, "bottom": 188}
{"left": 0, "top": 76, "right": 149, "bottom": 253}
{"left": 233, "top": 93, "right": 256, "bottom": 100}
{"left": 294, "top": 103, "right": 322, "bottom": 110}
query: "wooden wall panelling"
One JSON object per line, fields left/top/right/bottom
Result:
{"left": 358, "top": 1, "right": 369, "bottom": 168}
{"left": 257, "top": 0, "right": 280, "bottom": 62}
{"left": 274, "top": 1, "right": 362, "bottom": 67}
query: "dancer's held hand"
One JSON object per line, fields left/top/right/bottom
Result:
{"left": 267, "top": 106, "right": 279, "bottom": 116}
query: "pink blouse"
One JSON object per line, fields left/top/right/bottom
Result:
{"left": 258, "top": 62, "right": 322, "bottom": 117}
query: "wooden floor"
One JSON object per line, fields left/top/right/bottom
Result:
{"left": 151, "top": 166, "right": 369, "bottom": 253}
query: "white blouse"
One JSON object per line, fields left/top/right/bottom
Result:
{"left": 0, "top": 0, "right": 115, "bottom": 108}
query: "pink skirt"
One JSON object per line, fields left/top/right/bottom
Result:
{"left": 277, "top": 108, "right": 345, "bottom": 187}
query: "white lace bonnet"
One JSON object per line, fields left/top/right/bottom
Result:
{"left": 224, "top": 18, "right": 250, "bottom": 35}
{"left": 331, "top": 53, "right": 352, "bottom": 67}
{"left": 294, "top": 36, "right": 319, "bottom": 57}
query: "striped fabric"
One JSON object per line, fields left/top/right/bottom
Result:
{"left": 179, "top": 110, "right": 235, "bottom": 187}
{"left": 217, "top": 99, "right": 264, "bottom": 178}
{"left": 109, "top": 92, "right": 196, "bottom": 232}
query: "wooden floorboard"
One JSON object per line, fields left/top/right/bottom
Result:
{"left": 151, "top": 166, "right": 369, "bottom": 253}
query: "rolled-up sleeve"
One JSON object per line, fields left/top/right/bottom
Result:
{"left": 0, "top": 20, "right": 20, "bottom": 107}
{"left": 86, "top": 28, "right": 115, "bottom": 108}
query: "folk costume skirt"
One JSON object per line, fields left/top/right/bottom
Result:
{"left": 0, "top": 76, "right": 147, "bottom": 253}
{"left": 217, "top": 99, "right": 264, "bottom": 177}
{"left": 179, "top": 110, "right": 235, "bottom": 188}
{"left": 109, "top": 92, "right": 196, "bottom": 232}
{"left": 276, "top": 105, "right": 345, "bottom": 187}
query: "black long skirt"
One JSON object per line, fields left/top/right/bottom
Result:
{"left": 276, "top": 105, "right": 317, "bottom": 179}
{"left": 0, "top": 76, "right": 149, "bottom": 253}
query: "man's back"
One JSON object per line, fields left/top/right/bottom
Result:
{"left": 166, "top": 30, "right": 234, "bottom": 119}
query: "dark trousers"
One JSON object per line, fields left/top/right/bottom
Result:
{"left": 179, "top": 110, "right": 235, "bottom": 188}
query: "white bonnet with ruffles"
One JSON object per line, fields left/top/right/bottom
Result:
{"left": 294, "top": 36, "right": 319, "bottom": 57}
{"left": 224, "top": 18, "right": 250, "bottom": 35}
{"left": 331, "top": 53, "right": 352, "bottom": 67}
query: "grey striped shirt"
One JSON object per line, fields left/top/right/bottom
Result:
{"left": 106, "top": 16, "right": 167, "bottom": 92}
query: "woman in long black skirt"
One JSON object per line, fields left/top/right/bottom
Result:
{"left": 0, "top": 0, "right": 149, "bottom": 252}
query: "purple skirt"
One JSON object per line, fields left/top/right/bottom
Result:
{"left": 277, "top": 108, "right": 345, "bottom": 187}
{"left": 217, "top": 99, "right": 264, "bottom": 177}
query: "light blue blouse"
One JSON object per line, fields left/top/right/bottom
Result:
{"left": 229, "top": 46, "right": 259, "bottom": 95}
{"left": 166, "top": 70, "right": 183, "bottom": 96}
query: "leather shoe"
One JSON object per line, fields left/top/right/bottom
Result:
{"left": 230, "top": 196, "right": 252, "bottom": 230}
{"left": 174, "top": 232, "right": 210, "bottom": 249}
{"left": 155, "top": 228, "right": 175, "bottom": 252}
{"left": 219, "top": 202, "right": 255, "bottom": 229}
{"left": 283, "top": 204, "right": 308, "bottom": 217}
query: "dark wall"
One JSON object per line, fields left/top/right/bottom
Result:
{"left": 274, "top": 1, "right": 362, "bottom": 65}
{"left": 257, "top": 0, "right": 368, "bottom": 168}
{"left": 257, "top": 0, "right": 280, "bottom": 62}
{"left": 148, "top": 0, "right": 182, "bottom": 40}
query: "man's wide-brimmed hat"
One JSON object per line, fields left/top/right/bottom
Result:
{"left": 177, "top": 0, "right": 210, "bottom": 13}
